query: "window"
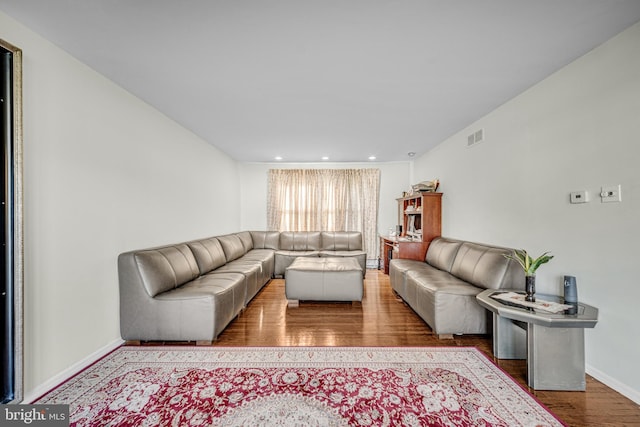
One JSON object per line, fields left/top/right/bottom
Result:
{"left": 268, "top": 168, "right": 380, "bottom": 262}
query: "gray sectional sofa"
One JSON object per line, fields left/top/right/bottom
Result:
{"left": 389, "top": 237, "right": 525, "bottom": 337}
{"left": 118, "top": 231, "right": 366, "bottom": 342}
{"left": 274, "top": 231, "right": 367, "bottom": 277}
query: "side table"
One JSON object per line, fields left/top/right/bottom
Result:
{"left": 476, "top": 289, "right": 598, "bottom": 391}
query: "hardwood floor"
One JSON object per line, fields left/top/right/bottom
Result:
{"left": 136, "top": 270, "right": 640, "bottom": 426}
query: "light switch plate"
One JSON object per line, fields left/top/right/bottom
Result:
{"left": 600, "top": 185, "right": 622, "bottom": 203}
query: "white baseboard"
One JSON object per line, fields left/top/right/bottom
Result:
{"left": 23, "top": 338, "right": 124, "bottom": 404}
{"left": 586, "top": 364, "right": 640, "bottom": 404}
{"left": 366, "top": 260, "right": 380, "bottom": 269}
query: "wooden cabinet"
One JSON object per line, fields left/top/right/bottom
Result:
{"left": 380, "top": 236, "right": 397, "bottom": 274}
{"left": 394, "top": 192, "right": 442, "bottom": 264}
{"left": 398, "top": 192, "right": 442, "bottom": 243}
{"left": 380, "top": 192, "right": 442, "bottom": 273}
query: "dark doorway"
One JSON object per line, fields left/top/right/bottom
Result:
{"left": 0, "top": 39, "right": 22, "bottom": 404}
{"left": 1, "top": 44, "right": 15, "bottom": 404}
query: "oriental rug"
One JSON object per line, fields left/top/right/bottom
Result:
{"left": 35, "top": 346, "right": 565, "bottom": 426}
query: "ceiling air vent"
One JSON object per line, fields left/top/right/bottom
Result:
{"left": 467, "top": 128, "right": 484, "bottom": 147}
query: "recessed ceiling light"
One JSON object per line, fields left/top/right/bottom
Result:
{"left": 274, "top": 156, "right": 283, "bottom": 161}
{"left": 368, "top": 155, "right": 376, "bottom": 160}
{"left": 321, "top": 156, "right": 329, "bottom": 160}
{"left": 407, "top": 152, "right": 416, "bottom": 157}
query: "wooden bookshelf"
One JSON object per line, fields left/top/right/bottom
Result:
{"left": 380, "top": 192, "right": 442, "bottom": 273}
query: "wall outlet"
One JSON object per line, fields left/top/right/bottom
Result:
{"left": 600, "top": 185, "right": 622, "bottom": 203}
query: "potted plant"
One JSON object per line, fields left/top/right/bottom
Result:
{"left": 504, "top": 249, "right": 554, "bottom": 301}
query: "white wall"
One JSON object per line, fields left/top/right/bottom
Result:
{"left": 5, "top": 4, "right": 637, "bottom": 404}
{"left": 1, "top": 11, "right": 241, "bottom": 398}
{"left": 239, "top": 161, "right": 412, "bottom": 245}
{"left": 414, "top": 22, "right": 640, "bottom": 402}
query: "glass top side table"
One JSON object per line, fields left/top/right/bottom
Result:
{"left": 477, "top": 289, "right": 598, "bottom": 391}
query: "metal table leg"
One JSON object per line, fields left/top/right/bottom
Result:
{"left": 527, "top": 324, "right": 586, "bottom": 390}
{"left": 493, "top": 313, "right": 527, "bottom": 359}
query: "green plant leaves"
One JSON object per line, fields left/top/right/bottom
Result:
{"left": 504, "top": 249, "right": 554, "bottom": 276}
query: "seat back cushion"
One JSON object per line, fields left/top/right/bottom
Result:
{"left": 236, "top": 231, "right": 254, "bottom": 252}
{"left": 134, "top": 244, "right": 200, "bottom": 297}
{"left": 279, "top": 231, "right": 322, "bottom": 251}
{"left": 321, "top": 231, "right": 363, "bottom": 251}
{"left": 250, "top": 231, "right": 280, "bottom": 249}
{"left": 187, "top": 237, "right": 228, "bottom": 275}
{"left": 425, "top": 237, "right": 463, "bottom": 272}
{"left": 450, "top": 242, "right": 518, "bottom": 290}
{"left": 216, "top": 234, "right": 247, "bottom": 262}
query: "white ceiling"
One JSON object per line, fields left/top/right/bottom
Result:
{"left": 2, "top": 1, "right": 640, "bottom": 163}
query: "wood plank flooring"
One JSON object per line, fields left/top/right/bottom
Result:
{"left": 134, "top": 270, "right": 640, "bottom": 426}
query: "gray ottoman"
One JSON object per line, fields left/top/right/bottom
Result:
{"left": 285, "top": 257, "right": 363, "bottom": 306}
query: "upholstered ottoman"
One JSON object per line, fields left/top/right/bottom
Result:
{"left": 285, "top": 257, "right": 363, "bottom": 306}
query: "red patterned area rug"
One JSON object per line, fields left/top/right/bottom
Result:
{"left": 35, "top": 346, "right": 564, "bottom": 426}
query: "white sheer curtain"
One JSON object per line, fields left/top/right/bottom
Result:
{"left": 268, "top": 169, "right": 380, "bottom": 261}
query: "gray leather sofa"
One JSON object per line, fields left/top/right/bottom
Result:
{"left": 389, "top": 237, "right": 524, "bottom": 337}
{"left": 274, "top": 231, "right": 367, "bottom": 277}
{"left": 118, "top": 230, "right": 366, "bottom": 342}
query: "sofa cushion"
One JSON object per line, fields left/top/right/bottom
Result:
{"left": 236, "top": 231, "right": 254, "bottom": 252}
{"left": 241, "top": 249, "right": 276, "bottom": 281}
{"left": 134, "top": 244, "right": 200, "bottom": 297}
{"left": 213, "top": 259, "right": 263, "bottom": 305}
{"left": 450, "top": 242, "right": 513, "bottom": 290}
{"left": 157, "top": 271, "right": 246, "bottom": 340}
{"left": 321, "top": 231, "right": 363, "bottom": 251}
{"left": 250, "top": 231, "right": 280, "bottom": 249}
{"left": 187, "top": 237, "right": 227, "bottom": 275}
{"left": 407, "top": 268, "right": 489, "bottom": 335}
{"left": 425, "top": 237, "right": 463, "bottom": 272}
{"left": 217, "top": 234, "right": 246, "bottom": 262}
{"left": 389, "top": 258, "right": 431, "bottom": 297}
{"left": 279, "top": 231, "right": 322, "bottom": 251}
